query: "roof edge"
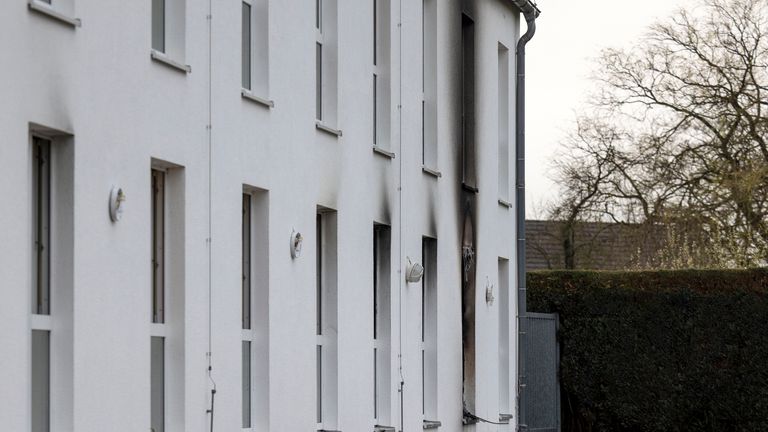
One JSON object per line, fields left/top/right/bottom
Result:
{"left": 509, "top": 0, "right": 541, "bottom": 18}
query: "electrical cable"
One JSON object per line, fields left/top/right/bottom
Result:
{"left": 463, "top": 408, "right": 509, "bottom": 426}
{"left": 396, "top": 0, "right": 405, "bottom": 430}
{"left": 205, "top": 0, "right": 217, "bottom": 430}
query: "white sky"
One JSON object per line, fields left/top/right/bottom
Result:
{"left": 525, "top": 0, "right": 698, "bottom": 218}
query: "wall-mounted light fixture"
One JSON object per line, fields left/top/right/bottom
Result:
{"left": 405, "top": 257, "right": 424, "bottom": 283}
{"left": 109, "top": 186, "right": 126, "bottom": 222}
{"left": 485, "top": 277, "right": 495, "bottom": 306}
{"left": 290, "top": 229, "right": 303, "bottom": 259}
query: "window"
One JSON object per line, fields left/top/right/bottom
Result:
{"left": 150, "top": 169, "right": 166, "bottom": 432}
{"left": 149, "top": 163, "right": 185, "bottom": 432}
{"left": 316, "top": 209, "right": 338, "bottom": 430}
{"left": 498, "top": 258, "right": 513, "bottom": 422}
{"left": 498, "top": 44, "right": 510, "bottom": 201}
{"left": 242, "top": 192, "right": 252, "bottom": 427}
{"left": 151, "top": 169, "right": 165, "bottom": 325}
{"left": 31, "top": 137, "right": 51, "bottom": 432}
{"left": 31, "top": 329, "right": 50, "bottom": 432}
{"left": 242, "top": 189, "right": 270, "bottom": 430}
{"left": 316, "top": 41, "right": 323, "bottom": 121}
{"left": 372, "top": 0, "right": 391, "bottom": 149}
{"left": 150, "top": 336, "right": 165, "bottom": 432}
{"left": 242, "top": 0, "right": 270, "bottom": 99}
{"left": 27, "top": 0, "right": 80, "bottom": 27}
{"left": 421, "top": 0, "right": 437, "bottom": 169}
{"left": 315, "top": 0, "right": 338, "bottom": 127}
{"left": 30, "top": 129, "right": 74, "bottom": 432}
{"left": 461, "top": 13, "right": 476, "bottom": 189}
{"left": 151, "top": 0, "right": 189, "bottom": 71}
{"left": 421, "top": 238, "right": 438, "bottom": 425}
{"left": 152, "top": 0, "right": 165, "bottom": 52}
{"left": 32, "top": 138, "right": 51, "bottom": 317}
{"left": 242, "top": 2, "right": 251, "bottom": 90}
{"left": 373, "top": 225, "right": 392, "bottom": 428}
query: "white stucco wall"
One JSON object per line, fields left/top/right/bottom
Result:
{"left": 0, "top": 0, "right": 524, "bottom": 431}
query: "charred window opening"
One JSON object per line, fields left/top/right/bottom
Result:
{"left": 461, "top": 207, "right": 477, "bottom": 419}
{"left": 461, "top": 13, "right": 477, "bottom": 191}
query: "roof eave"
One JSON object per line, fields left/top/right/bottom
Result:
{"left": 508, "top": 0, "right": 541, "bottom": 18}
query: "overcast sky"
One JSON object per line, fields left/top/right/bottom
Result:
{"left": 525, "top": 0, "right": 698, "bottom": 218}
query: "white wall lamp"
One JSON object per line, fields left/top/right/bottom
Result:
{"left": 485, "top": 277, "right": 495, "bottom": 306}
{"left": 290, "top": 229, "right": 303, "bottom": 259}
{"left": 405, "top": 257, "right": 424, "bottom": 283}
{"left": 109, "top": 186, "right": 126, "bottom": 222}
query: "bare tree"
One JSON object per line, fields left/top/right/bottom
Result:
{"left": 550, "top": 0, "right": 768, "bottom": 267}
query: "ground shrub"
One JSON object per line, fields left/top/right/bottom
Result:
{"left": 527, "top": 269, "right": 768, "bottom": 432}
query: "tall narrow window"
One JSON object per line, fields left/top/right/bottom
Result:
{"left": 498, "top": 258, "right": 513, "bottom": 422}
{"left": 373, "top": 225, "right": 392, "bottom": 428}
{"left": 150, "top": 0, "right": 187, "bottom": 67}
{"left": 498, "top": 44, "right": 510, "bottom": 201}
{"left": 152, "top": 170, "right": 165, "bottom": 325}
{"left": 149, "top": 163, "right": 185, "bottom": 432}
{"left": 242, "top": 2, "right": 252, "bottom": 90}
{"left": 242, "top": 194, "right": 252, "bottom": 330}
{"left": 242, "top": 189, "right": 270, "bottom": 430}
{"left": 150, "top": 169, "right": 166, "bottom": 432}
{"left": 32, "top": 138, "right": 51, "bottom": 316}
{"left": 150, "top": 336, "right": 165, "bottom": 432}
{"left": 242, "top": 341, "right": 252, "bottom": 428}
{"left": 31, "top": 330, "right": 50, "bottom": 432}
{"left": 422, "top": 0, "right": 437, "bottom": 169}
{"left": 29, "top": 129, "right": 75, "bottom": 432}
{"left": 372, "top": 0, "right": 391, "bottom": 149}
{"left": 461, "top": 14, "right": 476, "bottom": 189}
{"left": 316, "top": 42, "right": 323, "bottom": 121}
{"left": 316, "top": 209, "right": 338, "bottom": 430}
{"left": 152, "top": 0, "right": 165, "bottom": 52}
{"left": 31, "top": 137, "right": 52, "bottom": 432}
{"left": 242, "top": 0, "right": 270, "bottom": 98}
{"left": 422, "top": 238, "right": 439, "bottom": 426}
{"left": 242, "top": 193, "right": 253, "bottom": 427}
{"left": 315, "top": 0, "right": 338, "bottom": 127}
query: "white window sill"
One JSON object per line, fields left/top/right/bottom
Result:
{"left": 423, "top": 420, "right": 442, "bottom": 429}
{"left": 316, "top": 121, "right": 342, "bottom": 137}
{"left": 372, "top": 146, "right": 395, "bottom": 159}
{"left": 241, "top": 89, "right": 274, "bottom": 108}
{"left": 151, "top": 50, "right": 191, "bottom": 73}
{"left": 499, "top": 413, "right": 513, "bottom": 424}
{"left": 422, "top": 166, "right": 442, "bottom": 178}
{"left": 28, "top": 0, "right": 81, "bottom": 27}
{"left": 374, "top": 425, "right": 396, "bottom": 432}
{"left": 498, "top": 198, "right": 512, "bottom": 209}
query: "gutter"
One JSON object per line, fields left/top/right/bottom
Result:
{"left": 511, "top": 1, "right": 539, "bottom": 430}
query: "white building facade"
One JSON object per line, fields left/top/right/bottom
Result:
{"left": 0, "top": 0, "right": 533, "bottom": 431}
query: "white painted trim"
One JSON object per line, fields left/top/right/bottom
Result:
{"left": 421, "top": 166, "right": 442, "bottom": 178}
{"left": 372, "top": 146, "right": 395, "bottom": 159}
{"left": 28, "top": 0, "right": 81, "bottom": 27}
{"left": 315, "top": 121, "right": 342, "bottom": 137}
{"left": 241, "top": 89, "right": 274, "bottom": 108}
{"left": 151, "top": 50, "right": 191, "bottom": 73}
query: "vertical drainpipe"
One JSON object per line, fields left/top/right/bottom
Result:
{"left": 512, "top": 1, "right": 538, "bottom": 430}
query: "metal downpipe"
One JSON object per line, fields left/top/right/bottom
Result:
{"left": 513, "top": 2, "right": 538, "bottom": 430}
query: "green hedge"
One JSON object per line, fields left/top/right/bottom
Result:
{"left": 527, "top": 269, "right": 768, "bottom": 432}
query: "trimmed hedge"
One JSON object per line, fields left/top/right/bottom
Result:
{"left": 527, "top": 269, "right": 768, "bottom": 432}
